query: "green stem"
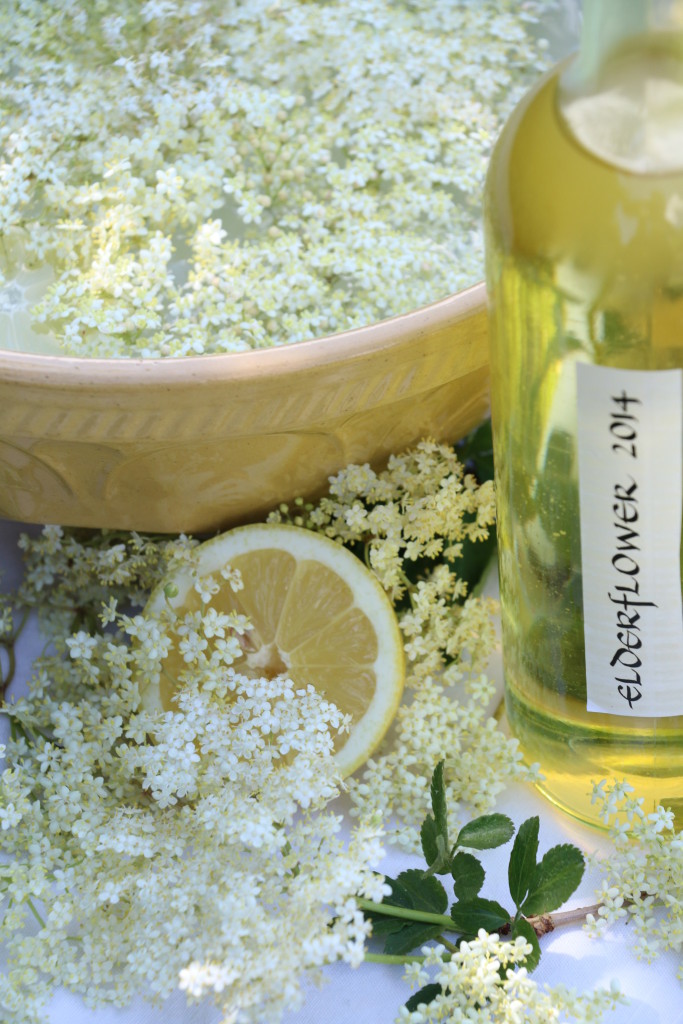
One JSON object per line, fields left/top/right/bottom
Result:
{"left": 364, "top": 951, "right": 451, "bottom": 965}
{"left": 360, "top": 896, "right": 645, "bottom": 944}
{"left": 397, "top": 568, "right": 417, "bottom": 606}
{"left": 26, "top": 898, "right": 46, "bottom": 929}
{"left": 358, "top": 898, "right": 455, "bottom": 930}
{"left": 438, "top": 935, "right": 459, "bottom": 953}
{"left": 363, "top": 539, "right": 373, "bottom": 572}
{"left": 364, "top": 952, "right": 428, "bottom": 965}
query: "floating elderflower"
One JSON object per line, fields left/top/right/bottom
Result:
{"left": 0, "top": 1, "right": 564, "bottom": 357}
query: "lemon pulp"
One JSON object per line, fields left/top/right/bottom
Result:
{"left": 141, "top": 524, "right": 405, "bottom": 776}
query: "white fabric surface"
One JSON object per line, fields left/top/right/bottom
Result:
{"left": 0, "top": 518, "right": 680, "bottom": 1024}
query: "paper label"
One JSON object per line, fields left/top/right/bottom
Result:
{"left": 576, "top": 364, "right": 683, "bottom": 717}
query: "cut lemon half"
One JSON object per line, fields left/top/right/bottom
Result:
{"left": 140, "top": 523, "right": 404, "bottom": 776}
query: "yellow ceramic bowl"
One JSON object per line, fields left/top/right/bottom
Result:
{"left": 0, "top": 282, "right": 488, "bottom": 534}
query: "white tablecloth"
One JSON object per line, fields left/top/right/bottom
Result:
{"left": 0, "top": 518, "right": 680, "bottom": 1024}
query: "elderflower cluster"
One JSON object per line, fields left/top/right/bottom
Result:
{"left": 16, "top": 525, "right": 199, "bottom": 640}
{"left": 398, "top": 933, "right": 623, "bottom": 1023}
{"left": 586, "top": 780, "right": 683, "bottom": 980}
{"left": 0, "top": 603, "right": 386, "bottom": 1024}
{"left": 0, "top": 437, "right": 538, "bottom": 1018}
{"left": 0, "top": 0, "right": 558, "bottom": 356}
{"left": 271, "top": 440, "right": 538, "bottom": 851}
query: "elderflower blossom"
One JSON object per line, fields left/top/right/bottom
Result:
{"left": 0, "top": 1, "right": 563, "bottom": 357}
{"left": 397, "top": 933, "right": 623, "bottom": 1023}
{"left": 271, "top": 440, "right": 538, "bottom": 851}
{"left": 1, "top": 437, "right": 540, "bottom": 1017}
{"left": 16, "top": 527, "right": 199, "bottom": 641}
{"left": 586, "top": 780, "right": 683, "bottom": 981}
{"left": 0, "top": 622, "right": 386, "bottom": 1024}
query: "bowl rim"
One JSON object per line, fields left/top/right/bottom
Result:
{"left": 0, "top": 281, "right": 486, "bottom": 388}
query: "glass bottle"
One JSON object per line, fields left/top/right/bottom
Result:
{"left": 485, "top": 0, "right": 683, "bottom": 826}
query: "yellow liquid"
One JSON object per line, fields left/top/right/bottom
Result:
{"left": 485, "top": 42, "right": 683, "bottom": 827}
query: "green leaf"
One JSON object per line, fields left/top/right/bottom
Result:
{"left": 382, "top": 874, "right": 415, "bottom": 910}
{"left": 405, "top": 983, "right": 443, "bottom": 1013}
{"left": 365, "top": 914, "right": 407, "bottom": 938}
{"left": 508, "top": 816, "right": 539, "bottom": 909}
{"left": 520, "top": 844, "right": 585, "bottom": 916}
{"left": 419, "top": 762, "right": 453, "bottom": 874}
{"left": 366, "top": 870, "right": 448, "bottom": 954}
{"left": 455, "top": 813, "right": 515, "bottom": 851}
{"left": 449, "top": 527, "right": 497, "bottom": 602}
{"left": 457, "top": 417, "right": 495, "bottom": 483}
{"left": 420, "top": 814, "right": 439, "bottom": 868}
{"left": 451, "top": 852, "right": 485, "bottom": 902}
{"left": 449, "top": 897, "right": 511, "bottom": 935}
{"left": 510, "top": 917, "right": 541, "bottom": 972}
{"left": 430, "top": 760, "right": 448, "bottom": 844}
{"left": 394, "top": 869, "right": 448, "bottom": 915}
{"left": 384, "top": 922, "right": 444, "bottom": 956}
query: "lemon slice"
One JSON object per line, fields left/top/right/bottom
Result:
{"left": 141, "top": 523, "right": 404, "bottom": 776}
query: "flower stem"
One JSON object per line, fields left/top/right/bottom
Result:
{"left": 526, "top": 904, "right": 604, "bottom": 935}
{"left": 364, "top": 951, "right": 451, "bottom": 965}
{"left": 357, "top": 898, "right": 455, "bottom": 930}
{"left": 364, "top": 952, "right": 429, "bottom": 965}
{"left": 26, "top": 898, "right": 46, "bottom": 929}
{"left": 360, "top": 896, "right": 633, "bottom": 942}
{"left": 525, "top": 899, "right": 656, "bottom": 937}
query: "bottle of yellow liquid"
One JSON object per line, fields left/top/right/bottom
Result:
{"left": 485, "top": 0, "right": 683, "bottom": 826}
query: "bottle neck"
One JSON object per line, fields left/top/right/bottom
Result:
{"left": 558, "top": 0, "right": 683, "bottom": 173}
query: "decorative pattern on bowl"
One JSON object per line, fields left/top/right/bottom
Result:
{"left": 0, "top": 283, "right": 488, "bottom": 533}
